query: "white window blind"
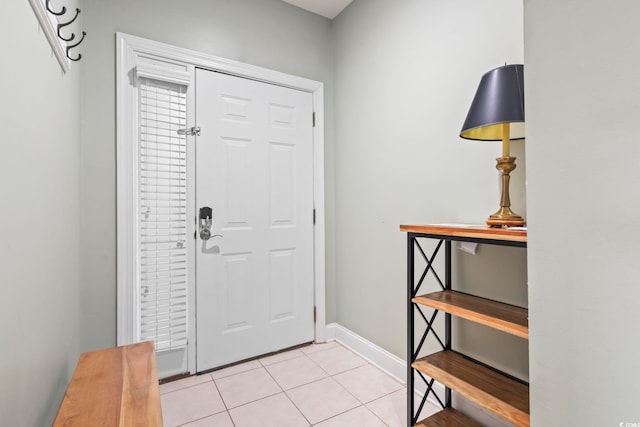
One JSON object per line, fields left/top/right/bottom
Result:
{"left": 138, "top": 77, "right": 188, "bottom": 351}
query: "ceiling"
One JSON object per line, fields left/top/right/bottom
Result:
{"left": 280, "top": 0, "right": 353, "bottom": 19}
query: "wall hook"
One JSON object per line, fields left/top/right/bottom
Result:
{"left": 57, "top": 8, "right": 80, "bottom": 42}
{"left": 66, "top": 31, "right": 85, "bottom": 61}
{"left": 29, "top": 0, "right": 87, "bottom": 69}
{"left": 45, "top": 0, "right": 66, "bottom": 16}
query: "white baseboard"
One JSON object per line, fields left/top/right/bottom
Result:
{"left": 324, "top": 323, "right": 445, "bottom": 406}
{"left": 325, "top": 323, "right": 406, "bottom": 382}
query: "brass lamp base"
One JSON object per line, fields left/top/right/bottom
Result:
{"left": 486, "top": 156, "right": 526, "bottom": 228}
{"left": 486, "top": 209, "right": 525, "bottom": 228}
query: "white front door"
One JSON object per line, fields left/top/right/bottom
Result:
{"left": 195, "top": 68, "right": 315, "bottom": 371}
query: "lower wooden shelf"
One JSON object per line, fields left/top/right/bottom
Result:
{"left": 412, "top": 351, "right": 530, "bottom": 427}
{"left": 415, "top": 408, "right": 482, "bottom": 427}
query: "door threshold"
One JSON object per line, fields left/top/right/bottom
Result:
{"left": 159, "top": 372, "right": 191, "bottom": 385}
{"left": 196, "top": 341, "right": 314, "bottom": 376}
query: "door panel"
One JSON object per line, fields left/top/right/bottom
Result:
{"left": 195, "top": 68, "right": 314, "bottom": 371}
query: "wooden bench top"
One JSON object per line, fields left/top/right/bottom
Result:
{"left": 54, "top": 341, "right": 163, "bottom": 426}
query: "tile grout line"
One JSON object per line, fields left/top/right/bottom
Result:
{"left": 216, "top": 375, "right": 283, "bottom": 411}
{"left": 310, "top": 404, "right": 391, "bottom": 427}
{"left": 219, "top": 364, "right": 306, "bottom": 423}
{"left": 363, "top": 388, "right": 408, "bottom": 427}
{"left": 274, "top": 343, "right": 380, "bottom": 424}
{"left": 266, "top": 343, "right": 366, "bottom": 426}
{"left": 167, "top": 375, "right": 234, "bottom": 427}
{"left": 211, "top": 374, "right": 228, "bottom": 410}
{"left": 321, "top": 358, "right": 397, "bottom": 427}
{"left": 159, "top": 372, "right": 214, "bottom": 396}
{"left": 263, "top": 353, "right": 320, "bottom": 426}
{"left": 211, "top": 364, "right": 264, "bottom": 381}
{"left": 301, "top": 350, "right": 333, "bottom": 377}
{"left": 227, "top": 362, "right": 313, "bottom": 427}
{"left": 258, "top": 348, "right": 307, "bottom": 367}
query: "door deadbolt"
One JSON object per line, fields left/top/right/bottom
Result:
{"left": 199, "top": 207, "right": 222, "bottom": 241}
{"left": 199, "top": 207, "right": 212, "bottom": 240}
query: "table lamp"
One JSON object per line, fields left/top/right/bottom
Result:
{"left": 460, "top": 64, "right": 525, "bottom": 228}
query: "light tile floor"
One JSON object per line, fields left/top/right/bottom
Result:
{"left": 160, "top": 341, "right": 440, "bottom": 426}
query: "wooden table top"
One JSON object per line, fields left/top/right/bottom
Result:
{"left": 54, "top": 341, "right": 163, "bottom": 426}
{"left": 400, "top": 224, "right": 527, "bottom": 243}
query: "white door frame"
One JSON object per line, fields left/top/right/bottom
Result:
{"left": 116, "top": 32, "right": 326, "bottom": 375}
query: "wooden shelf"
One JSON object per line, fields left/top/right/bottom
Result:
{"left": 412, "top": 351, "right": 529, "bottom": 427}
{"left": 415, "top": 407, "right": 482, "bottom": 427}
{"left": 400, "top": 224, "right": 526, "bottom": 244}
{"left": 413, "top": 290, "right": 528, "bottom": 339}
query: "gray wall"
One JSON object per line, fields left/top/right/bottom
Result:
{"left": 525, "top": 0, "right": 640, "bottom": 424}
{"left": 0, "top": 1, "right": 81, "bottom": 425}
{"left": 79, "top": 0, "right": 336, "bottom": 351}
{"left": 333, "top": 0, "right": 525, "bottom": 362}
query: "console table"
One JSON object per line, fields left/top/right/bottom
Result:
{"left": 401, "top": 224, "right": 529, "bottom": 427}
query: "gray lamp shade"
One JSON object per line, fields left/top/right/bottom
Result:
{"left": 460, "top": 64, "right": 525, "bottom": 141}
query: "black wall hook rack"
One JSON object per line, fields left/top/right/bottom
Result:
{"left": 46, "top": 1, "right": 86, "bottom": 62}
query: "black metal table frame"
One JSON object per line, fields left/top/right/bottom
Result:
{"left": 406, "top": 232, "right": 526, "bottom": 426}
